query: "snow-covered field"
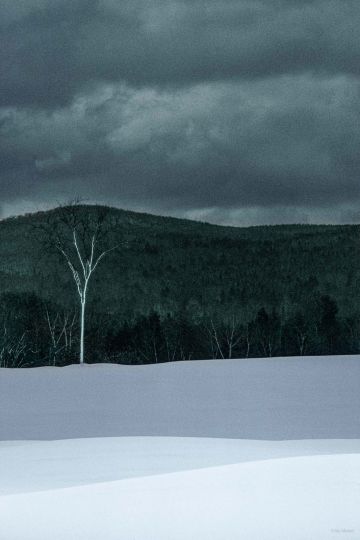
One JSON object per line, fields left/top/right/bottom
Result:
{"left": 0, "top": 356, "right": 359, "bottom": 539}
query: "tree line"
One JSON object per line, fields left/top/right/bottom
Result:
{"left": 0, "top": 291, "right": 358, "bottom": 367}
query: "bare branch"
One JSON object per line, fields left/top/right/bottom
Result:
{"left": 73, "top": 230, "right": 86, "bottom": 278}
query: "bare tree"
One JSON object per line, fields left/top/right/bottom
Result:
{"left": 205, "top": 315, "right": 243, "bottom": 359}
{"left": 254, "top": 308, "right": 282, "bottom": 358}
{"left": 0, "top": 324, "right": 27, "bottom": 368}
{"left": 45, "top": 307, "right": 77, "bottom": 366}
{"left": 38, "top": 203, "right": 119, "bottom": 365}
{"left": 289, "top": 312, "right": 312, "bottom": 356}
{"left": 58, "top": 232, "right": 117, "bottom": 364}
{"left": 131, "top": 313, "right": 164, "bottom": 364}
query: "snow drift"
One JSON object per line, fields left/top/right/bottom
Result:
{"left": 0, "top": 447, "right": 359, "bottom": 540}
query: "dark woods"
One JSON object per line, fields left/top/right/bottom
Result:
{"left": 0, "top": 292, "right": 358, "bottom": 367}
{"left": 0, "top": 206, "right": 359, "bottom": 367}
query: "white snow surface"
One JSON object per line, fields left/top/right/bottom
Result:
{"left": 1, "top": 436, "right": 360, "bottom": 495}
{"left": 0, "top": 443, "right": 359, "bottom": 540}
{"left": 1, "top": 355, "right": 360, "bottom": 440}
{"left": 0, "top": 356, "right": 359, "bottom": 539}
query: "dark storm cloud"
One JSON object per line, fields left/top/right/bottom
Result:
{"left": 1, "top": 75, "right": 359, "bottom": 219}
{"left": 0, "top": 0, "right": 360, "bottom": 107}
{"left": 0, "top": 0, "right": 359, "bottom": 224}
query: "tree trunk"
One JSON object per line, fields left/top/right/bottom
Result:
{"left": 80, "top": 300, "right": 85, "bottom": 364}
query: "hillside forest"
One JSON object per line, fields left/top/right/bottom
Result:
{"left": 0, "top": 205, "right": 359, "bottom": 367}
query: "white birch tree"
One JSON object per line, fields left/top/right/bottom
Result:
{"left": 57, "top": 230, "right": 117, "bottom": 364}
{"left": 39, "top": 203, "right": 119, "bottom": 365}
{"left": 45, "top": 308, "right": 77, "bottom": 366}
{"left": 205, "top": 315, "right": 244, "bottom": 359}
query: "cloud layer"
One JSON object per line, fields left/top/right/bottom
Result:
{"left": 1, "top": 0, "right": 359, "bottom": 224}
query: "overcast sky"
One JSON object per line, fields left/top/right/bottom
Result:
{"left": 0, "top": 0, "right": 359, "bottom": 225}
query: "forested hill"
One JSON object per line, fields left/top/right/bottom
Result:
{"left": 0, "top": 205, "right": 359, "bottom": 365}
